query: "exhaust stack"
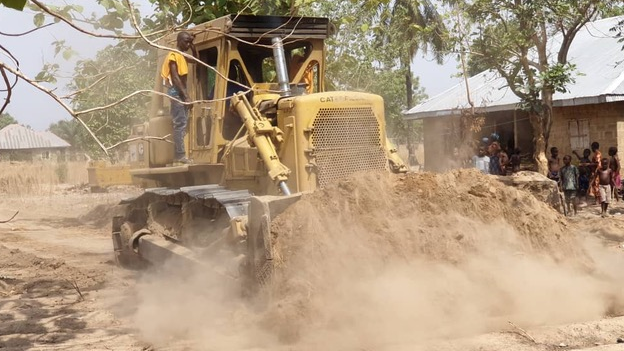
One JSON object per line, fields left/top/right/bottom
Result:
{"left": 272, "top": 37, "right": 291, "bottom": 96}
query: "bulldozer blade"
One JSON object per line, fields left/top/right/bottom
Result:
{"left": 246, "top": 194, "right": 302, "bottom": 286}
{"left": 137, "top": 235, "right": 236, "bottom": 279}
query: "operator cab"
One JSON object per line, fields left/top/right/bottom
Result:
{"left": 184, "top": 15, "right": 330, "bottom": 164}
{"left": 142, "top": 15, "right": 330, "bottom": 175}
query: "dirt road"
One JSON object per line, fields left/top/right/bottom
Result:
{"left": 0, "top": 190, "right": 145, "bottom": 351}
{"left": 1, "top": 181, "right": 624, "bottom": 351}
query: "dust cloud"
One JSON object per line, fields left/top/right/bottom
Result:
{"left": 128, "top": 170, "right": 624, "bottom": 350}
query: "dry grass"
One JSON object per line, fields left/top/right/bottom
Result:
{"left": 0, "top": 161, "right": 88, "bottom": 196}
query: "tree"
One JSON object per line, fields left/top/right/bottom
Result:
{"left": 374, "top": 0, "right": 445, "bottom": 163}
{"left": 48, "top": 119, "right": 82, "bottom": 150}
{"left": 0, "top": 112, "right": 17, "bottom": 129}
{"left": 375, "top": 0, "right": 445, "bottom": 109}
{"left": 461, "top": 0, "right": 613, "bottom": 173}
{"left": 301, "top": 1, "right": 429, "bottom": 147}
{"left": 1, "top": 0, "right": 292, "bottom": 156}
{"left": 65, "top": 42, "right": 155, "bottom": 155}
{"left": 0, "top": 113, "right": 18, "bottom": 129}
{"left": 146, "top": 0, "right": 296, "bottom": 27}
{"left": 1, "top": 0, "right": 429, "bottom": 158}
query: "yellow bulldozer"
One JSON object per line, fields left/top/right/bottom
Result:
{"left": 111, "top": 14, "right": 407, "bottom": 287}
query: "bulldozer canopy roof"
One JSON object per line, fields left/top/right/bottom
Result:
{"left": 224, "top": 14, "right": 331, "bottom": 39}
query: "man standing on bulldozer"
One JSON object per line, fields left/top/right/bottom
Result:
{"left": 160, "top": 31, "right": 197, "bottom": 164}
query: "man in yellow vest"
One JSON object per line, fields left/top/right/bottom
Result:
{"left": 160, "top": 31, "right": 197, "bottom": 164}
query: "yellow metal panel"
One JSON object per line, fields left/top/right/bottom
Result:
{"left": 87, "top": 161, "right": 133, "bottom": 188}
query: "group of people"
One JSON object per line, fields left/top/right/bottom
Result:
{"left": 548, "top": 142, "right": 621, "bottom": 217}
{"left": 472, "top": 139, "right": 522, "bottom": 176}
{"left": 472, "top": 136, "right": 622, "bottom": 217}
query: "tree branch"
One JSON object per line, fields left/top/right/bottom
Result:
{"left": 106, "top": 134, "right": 172, "bottom": 151}
{"left": 455, "top": 8, "right": 475, "bottom": 114}
{"left": 0, "top": 44, "right": 20, "bottom": 92}
{"left": 60, "top": 65, "right": 127, "bottom": 99}
{"left": 0, "top": 60, "right": 108, "bottom": 154}
{"left": 0, "top": 211, "right": 18, "bottom": 224}
{"left": 2, "top": 0, "right": 309, "bottom": 159}
{"left": 0, "top": 23, "right": 55, "bottom": 37}
{"left": 74, "top": 89, "right": 250, "bottom": 117}
{"left": 29, "top": 0, "right": 190, "bottom": 40}
{"left": 0, "top": 67, "right": 10, "bottom": 115}
{"left": 557, "top": 1, "right": 599, "bottom": 64}
{"left": 123, "top": 0, "right": 251, "bottom": 92}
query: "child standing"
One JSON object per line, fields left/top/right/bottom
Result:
{"left": 488, "top": 142, "right": 502, "bottom": 175}
{"left": 590, "top": 142, "right": 602, "bottom": 205}
{"left": 547, "top": 147, "right": 561, "bottom": 182}
{"left": 499, "top": 147, "right": 510, "bottom": 175}
{"left": 559, "top": 155, "right": 579, "bottom": 216}
{"left": 509, "top": 148, "right": 522, "bottom": 174}
{"left": 473, "top": 147, "right": 490, "bottom": 174}
{"left": 608, "top": 146, "right": 621, "bottom": 200}
{"left": 597, "top": 158, "right": 614, "bottom": 217}
{"left": 573, "top": 148, "right": 591, "bottom": 202}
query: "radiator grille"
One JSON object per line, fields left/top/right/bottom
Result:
{"left": 312, "top": 107, "right": 388, "bottom": 188}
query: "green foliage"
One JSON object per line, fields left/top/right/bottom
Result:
{"left": 28, "top": 1, "right": 143, "bottom": 35}
{"left": 35, "top": 63, "right": 59, "bottom": 84}
{"left": 26, "top": 0, "right": 437, "bottom": 154}
{"left": 464, "top": 0, "right": 607, "bottom": 111}
{"left": 28, "top": 2, "right": 84, "bottom": 24}
{"left": 0, "top": 0, "right": 27, "bottom": 10}
{"left": 456, "top": 0, "right": 617, "bottom": 167}
{"left": 52, "top": 40, "right": 77, "bottom": 60}
{"left": 33, "top": 13, "right": 45, "bottom": 27}
{"left": 301, "top": 0, "right": 434, "bottom": 143}
{"left": 0, "top": 113, "right": 17, "bottom": 129}
{"left": 48, "top": 119, "right": 82, "bottom": 148}
{"left": 599, "top": 2, "right": 624, "bottom": 17}
{"left": 610, "top": 19, "right": 624, "bottom": 50}
{"left": 375, "top": 0, "right": 447, "bottom": 68}
{"left": 64, "top": 43, "right": 155, "bottom": 156}
{"left": 539, "top": 63, "right": 578, "bottom": 94}
{"left": 78, "top": 0, "right": 131, "bottom": 33}
{"left": 146, "top": 0, "right": 295, "bottom": 27}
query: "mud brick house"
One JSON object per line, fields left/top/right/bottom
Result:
{"left": 0, "top": 124, "right": 70, "bottom": 161}
{"left": 404, "top": 16, "right": 624, "bottom": 172}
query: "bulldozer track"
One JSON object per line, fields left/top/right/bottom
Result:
{"left": 113, "top": 185, "right": 253, "bottom": 268}
{"left": 121, "top": 185, "right": 252, "bottom": 219}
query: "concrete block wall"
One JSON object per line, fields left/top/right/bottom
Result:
{"left": 549, "top": 101, "right": 624, "bottom": 159}
{"left": 421, "top": 101, "right": 624, "bottom": 172}
{"left": 618, "top": 119, "right": 624, "bottom": 155}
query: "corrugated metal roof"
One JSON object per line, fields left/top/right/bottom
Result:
{"left": 405, "top": 16, "right": 624, "bottom": 120}
{"left": 0, "top": 124, "right": 70, "bottom": 150}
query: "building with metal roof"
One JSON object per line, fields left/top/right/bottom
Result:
{"left": 404, "top": 16, "right": 624, "bottom": 172}
{"left": 0, "top": 124, "right": 70, "bottom": 161}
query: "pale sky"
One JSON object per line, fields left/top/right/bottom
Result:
{"left": 0, "top": 2, "right": 460, "bottom": 131}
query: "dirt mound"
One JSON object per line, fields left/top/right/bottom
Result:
{"left": 78, "top": 203, "right": 122, "bottom": 229}
{"left": 272, "top": 169, "right": 581, "bottom": 271}
{"left": 128, "top": 170, "right": 624, "bottom": 350}
{"left": 0, "top": 245, "right": 105, "bottom": 298}
{"left": 265, "top": 169, "right": 615, "bottom": 347}
{"left": 499, "top": 170, "right": 563, "bottom": 209}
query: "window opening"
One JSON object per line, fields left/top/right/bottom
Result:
{"left": 223, "top": 60, "right": 249, "bottom": 140}
{"left": 238, "top": 40, "right": 312, "bottom": 84}
{"left": 569, "top": 119, "right": 589, "bottom": 151}
{"left": 197, "top": 47, "right": 218, "bottom": 100}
